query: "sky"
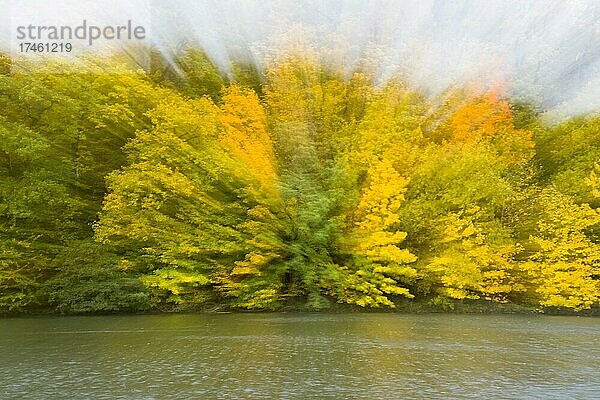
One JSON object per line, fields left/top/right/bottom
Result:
{"left": 2, "top": 0, "right": 600, "bottom": 119}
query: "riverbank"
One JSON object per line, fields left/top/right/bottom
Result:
{"left": 3, "top": 299, "right": 598, "bottom": 318}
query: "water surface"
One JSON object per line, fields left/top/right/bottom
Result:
{"left": 1, "top": 313, "right": 598, "bottom": 399}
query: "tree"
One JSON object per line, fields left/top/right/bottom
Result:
{"left": 44, "top": 241, "right": 150, "bottom": 313}
{"left": 337, "top": 159, "right": 417, "bottom": 307}
{"left": 524, "top": 188, "right": 600, "bottom": 311}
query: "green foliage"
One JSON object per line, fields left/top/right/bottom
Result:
{"left": 231, "top": 60, "right": 265, "bottom": 98}
{"left": 534, "top": 116, "right": 600, "bottom": 207}
{"left": 0, "top": 54, "right": 10, "bottom": 75}
{"left": 149, "top": 48, "right": 227, "bottom": 101}
{"left": 0, "top": 61, "right": 166, "bottom": 313}
{"left": 44, "top": 241, "right": 150, "bottom": 313}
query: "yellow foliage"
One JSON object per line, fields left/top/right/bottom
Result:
{"left": 354, "top": 160, "right": 409, "bottom": 231}
{"left": 219, "top": 86, "right": 280, "bottom": 200}
{"left": 264, "top": 56, "right": 318, "bottom": 123}
{"left": 338, "top": 158, "right": 417, "bottom": 307}
{"left": 525, "top": 188, "right": 600, "bottom": 311}
{"left": 427, "top": 207, "right": 524, "bottom": 301}
{"left": 141, "top": 269, "right": 210, "bottom": 304}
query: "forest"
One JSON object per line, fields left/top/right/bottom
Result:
{"left": 0, "top": 49, "right": 598, "bottom": 314}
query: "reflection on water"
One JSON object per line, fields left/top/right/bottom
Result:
{"left": 1, "top": 314, "right": 598, "bottom": 399}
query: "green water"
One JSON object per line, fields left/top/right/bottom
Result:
{"left": 0, "top": 314, "right": 598, "bottom": 399}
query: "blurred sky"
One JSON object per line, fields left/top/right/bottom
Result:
{"left": 2, "top": 0, "right": 600, "bottom": 119}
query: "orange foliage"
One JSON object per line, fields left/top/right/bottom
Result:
{"left": 449, "top": 91, "right": 518, "bottom": 142}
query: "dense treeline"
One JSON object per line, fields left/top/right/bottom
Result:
{"left": 0, "top": 50, "right": 598, "bottom": 314}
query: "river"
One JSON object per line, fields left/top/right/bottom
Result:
{"left": 0, "top": 313, "right": 598, "bottom": 399}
